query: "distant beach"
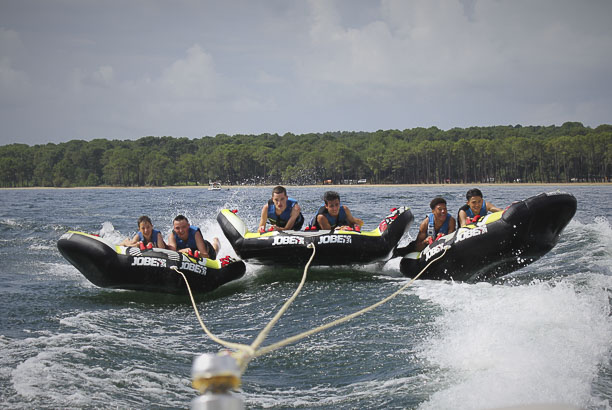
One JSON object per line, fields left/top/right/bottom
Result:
{"left": 1, "top": 182, "right": 609, "bottom": 190}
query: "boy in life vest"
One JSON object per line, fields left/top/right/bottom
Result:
{"left": 120, "top": 215, "right": 166, "bottom": 250}
{"left": 258, "top": 185, "right": 305, "bottom": 233}
{"left": 457, "top": 188, "right": 502, "bottom": 227}
{"left": 311, "top": 191, "right": 363, "bottom": 231}
{"left": 167, "top": 215, "right": 219, "bottom": 259}
{"left": 393, "top": 197, "right": 456, "bottom": 256}
{"left": 413, "top": 197, "right": 456, "bottom": 251}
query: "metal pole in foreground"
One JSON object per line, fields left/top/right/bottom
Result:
{"left": 191, "top": 353, "right": 244, "bottom": 410}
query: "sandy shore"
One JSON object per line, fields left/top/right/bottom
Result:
{"left": 2, "top": 182, "right": 609, "bottom": 190}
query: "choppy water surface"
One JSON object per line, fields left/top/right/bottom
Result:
{"left": 1, "top": 185, "right": 611, "bottom": 409}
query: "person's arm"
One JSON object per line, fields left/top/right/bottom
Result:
{"left": 275, "top": 203, "right": 302, "bottom": 231}
{"left": 120, "top": 234, "right": 140, "bottom": 247}
{"left": 343, "top": 206, "right": 364, "bottom": 228}
{"left": 448, "top": 216, "right": 457, "bottom": 234}
{"left": 194, "top": 230, "right": 210, "bottom": 258}
{"left": 486, "top": 202, "right": 502, "bottom": 213}
{"left": 317, "top": 214, "right": 331, "bottom": 230}
{"left": 166, "top": 230, "right": 177, "bottom": 251}
{"left": 258, "top": 204, "right": 269, "bottom": 233}
{"left": 458, "top": 209, "right": 468, "bottom": 227}
{"left": 156, "top": 231, "right": 166, "bottom": 249}
{"left": 414, "top": 218, "right": 430, "bottom": 251}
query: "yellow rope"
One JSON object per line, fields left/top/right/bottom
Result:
{"left": 171, "top": 266, "right": 255, "bottom": 356}
{"left": 253, "top": 247, "right": 446, "bottom": 357}
{"left": 175, "top": 243, "right": 447, "bottom": 374}
{"left": 249, "top": 243, "right": 316, "bottom": 352}
{"left": 172, "top": 242, "right": 317, "bottom": 372}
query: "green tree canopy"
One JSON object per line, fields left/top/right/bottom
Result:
{"left": 1, "top": 124, "right": 610, "bottom": 187}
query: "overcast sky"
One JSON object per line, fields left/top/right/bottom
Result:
{"left": 1, "top": 0, "right": 611, "bottom": 146}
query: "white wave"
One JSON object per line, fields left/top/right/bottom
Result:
{"left": 582, "top": 216, "right": 612, "bottom": 261}
{"left": 243, "top": 371, "right": 431, "bottom": 408}
{"left": 27, "top": 243, "right": 55, "bottom": 251}
{"left": 3, "top": 309, "right": 200, "bottom": 408}
{"left": 98, "top": 221, "right": 126, "bottom": 245}
{"left": 412, "top": 275, "right": 612, "bottom": 410}
{"left": 33, "top": 262, "right": 95, "bottom": 289}
{"left": 557, "top": 218, "right": 612, "bottom": 277}
{"left": 196, "top": 217, "right": 237, "bottom": 259}
{"left": 0, "top": 217, "right": 23, "bottom": 228}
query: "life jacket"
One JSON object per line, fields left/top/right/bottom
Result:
{"left": 311, "top": 204, "right": 348, "bottom": 229}
{"left": 426, "top": 213, "right": 451, "bottom": 238}
{"left": 459, "top": 203, "right": 487, "bottom": 224}
{"left": 173, "top": 226, "right": 200, "bottom": 251}
{"left": 138, "top": 229, "right": 161, "bottom": 247}
{"left": 267, "top": 198, "right": 304, "bottom": 230}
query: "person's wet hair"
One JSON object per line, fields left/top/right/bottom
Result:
{"left": 173, "top": 214, "right": 189, "bottom": 223}
{"left": 430, "top": 197, "right": 447, "bottom": 210}
{"left": 137, "top": 215, "right": 152, "bottom": 227}
{"left": 466, "top": 188, "right": 484, "bottom": 201}
{"left": 272, "top": 185, "right": 287, "bottom": 196}
{"left": 323, "top": 191, "right": 340, "bottom": 204}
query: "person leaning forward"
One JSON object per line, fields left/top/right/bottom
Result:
{"left": 120, "top": 215, "right": 166, "bottom": 250}
{"left": 413, "top": 197, "right": 456, "bottom": 251}
{"left": 167, "top": 215, "right": 219, "bottom": 259}
{"left": 394, "top": 197, "right": 456, "bottom": 256}
{"left": 310, "top": 190, "right": 363, "bottom": 231}
{"left": 457, "top": 188, "right": 502, "bottom": 227}
{"left": 258, "top": 185, "right": 305, "bottom": 233}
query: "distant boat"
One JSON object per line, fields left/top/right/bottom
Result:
{"left": 208, "top": 182, "right": 222, "bottom": 191}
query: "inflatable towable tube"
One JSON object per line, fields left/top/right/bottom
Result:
{"left": 217, "top": 207, "right": 414, "bottom": 266}
{"left": 400, "top": 192, "right": 577, "bottom": 282}
{"left": 57, "top": 231, "right": 246, "bottom": 294}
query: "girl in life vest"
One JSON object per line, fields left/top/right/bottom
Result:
{"left": 258, "top": 186, "right": 305, "bottom": 233}
{"left": 457, "top": 188, "right": 502, "bottom": 227}
{"left": 120, "top": 215, "right": 166, "bottom": 250}
{"left": 310, "top": 191, "right": 363, "bottom": 231}
{"left": 413, "top": 197, "right": 456, "bottom": 251}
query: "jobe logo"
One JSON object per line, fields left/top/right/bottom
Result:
{"left": 180, "top": 261, "right": 207, "bottom": 274}
{"left": 455, "top": 226, "right": 488, "bottom": 243}
{"left": 272, "top": 236, "right": 305, "bottom": 246}
{"left": 317, "top": 235, "right": 352, "bottom": 245}
{"left": 424, "top": 244, "right": 445, "bottom": 261}
{"left": 131, "top": 257, "right": 167, "bottom": 267}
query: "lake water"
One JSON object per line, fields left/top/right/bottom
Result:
{"left": 1, "top": 185, "right": 611, "bottom": 409}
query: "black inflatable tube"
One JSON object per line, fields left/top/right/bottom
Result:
{"left": 217, "top": 207, "right": 414, "bottom": 267}
{"left": 400, "top": 192, "right": 577, "bottom": 282}
{"left": 57, "top": 232, "right": 246, "bottom": 294}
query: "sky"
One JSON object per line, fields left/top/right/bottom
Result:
{"left": 1, "top": 0, "right": 611, "bottom": 146}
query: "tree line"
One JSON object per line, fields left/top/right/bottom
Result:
{"left": 1, "top": 122, "right": 610, "bottom": 187}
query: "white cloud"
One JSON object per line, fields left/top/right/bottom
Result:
{"left": 256, "top": 70, "right": 286, "bottom": 85}
{"left": 56, "top": 43, "right": 282, "bottom": 139}
{"left": 0, "top": 27, "right": 23, "bottom": 55}
{"left": 231, "top": 96, "right": 277, "bottom": 113}
{"left": 91, "top": 65, "right": 114, "bottom": 87}
{"left": 158, "top": 44, "right": 218, "bottom": 99}
{"left": 74, "top": 65, "right": 115, "bottom": 89}
{"left": 0, "top": 1, "right": 611, "bottom": 145}
{"left": 0, "top": 28, "right": 31, "bottom": 102}
{"left": 293, "top": 0, "right": 612, "bottom": 125}
{"left": 0, "top": 57, "right": 30, "bottom": 96}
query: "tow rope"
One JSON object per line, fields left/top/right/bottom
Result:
{"left": 173, "top": 243, "right": 448, "bottom": 378}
